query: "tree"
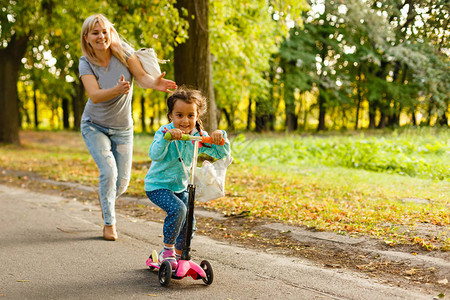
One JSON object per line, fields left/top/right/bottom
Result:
{"left": 210, "top": 0, "right": 308, "bottom": 132}
{"left": 0, "top": 1, "right": 35, "bottom": 144}
{"left": 0, "top": 0, "right": 91, "bottom": 143}
{"left": 275, "top": 0, "right": 449, "bottom": 131}
{"left": 278, "top": 2, "right": 344, "bottom": 131}
{"left": 173, "top": 0, "right": 217, "bottom": 132}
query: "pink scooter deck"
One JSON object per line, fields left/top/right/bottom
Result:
{"left": 146, "top": 257, "right": 207, "bottom": 279}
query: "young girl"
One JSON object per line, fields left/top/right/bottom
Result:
{"left": 145, "top": 87, "right": 230, "bottom": 269}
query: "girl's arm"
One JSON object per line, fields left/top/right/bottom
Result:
{"left": 81, "top": 74, "right": 130, "bottom": 104}
{"left": 127, "top": 54, "right": 177, "bottom": 92}
{"left": 149, "top": 128, "right": 172, "bottom": 161}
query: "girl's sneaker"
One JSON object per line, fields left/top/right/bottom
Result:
{"left": 158, "top": 248, "right": 177, "bottom": 270}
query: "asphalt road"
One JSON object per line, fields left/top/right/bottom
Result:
{"left": 0, "top": 184, "right": 435, "bottom": 300}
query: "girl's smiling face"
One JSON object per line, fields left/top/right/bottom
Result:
{"left": 169, "top": 100, "right": 198, "bottom": 134}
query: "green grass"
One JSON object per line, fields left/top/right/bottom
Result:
{"left": 0, "top": 128, "right": 448, "bottom": 250}
{"left": 230, "top": 128, "right": 449, "bottom": 180}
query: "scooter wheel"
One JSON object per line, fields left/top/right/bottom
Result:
{"left": 158, "top": 260, "right": 172, "bottom": 287}
{"left": 200, "top": 260, "right": 213, "bottom": 285}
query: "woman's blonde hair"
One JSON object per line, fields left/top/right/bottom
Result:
{"left": 80, "top": 14, "right": 130, "bottom": 67}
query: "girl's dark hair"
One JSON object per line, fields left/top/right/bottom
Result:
{"left": 166, "top": 86, "right": 207, "bottom": 132}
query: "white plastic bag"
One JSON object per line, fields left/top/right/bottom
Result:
{"left": 134, "top": 48, "right": 169, "bottom": 88}
{"left": 194, "top": 155, "right": 233, "bottom": 202}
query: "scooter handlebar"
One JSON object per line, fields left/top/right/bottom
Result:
{"left": 164, "top": 132, "right": 225, "bottom": 146}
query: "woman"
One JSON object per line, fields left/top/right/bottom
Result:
{"left": 79, "top": 14, "right": 177, "bottom": 240}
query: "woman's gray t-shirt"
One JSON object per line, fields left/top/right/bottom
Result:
{"left": 79, "top": 55, "right": 134, "bottom": 130}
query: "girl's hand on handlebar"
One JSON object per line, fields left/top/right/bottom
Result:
{"left": 168, "top": 128, "right": 184, "bottom": 140}
{"left": 210, "top": 130, "right": 224, "bottom": 145}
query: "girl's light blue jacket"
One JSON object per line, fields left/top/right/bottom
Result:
{"left": 144, "top": 123, "right": 231, "bottom": 193}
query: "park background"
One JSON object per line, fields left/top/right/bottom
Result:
{"left": 0, "top": 1, "right": 449, "bottom": 252}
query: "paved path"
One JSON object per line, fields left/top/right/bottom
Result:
{"left": 0, "top": 184, "right": 437, "bottom": 299}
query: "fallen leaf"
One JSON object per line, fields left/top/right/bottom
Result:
{"left": 384, "top": 240, "right": 394, "bottom": 246}
{"left": 405, "top": 269, "right": 415, "bottom": 275}
{"left": 16, "top": 280, "right": 30, "bottom": 282}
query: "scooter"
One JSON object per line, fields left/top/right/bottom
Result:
{"left": 146, "top": 132, "right": 225, "bottom": 286}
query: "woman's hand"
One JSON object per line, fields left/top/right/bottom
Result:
{"left": 153, "top": 72, "right": 177, "bottom": 93}
{"left": 210, "top": 130, "right": 224, "bottom": 145}
{"left": 115, "top": 75, "right": 131, "bottom": 94}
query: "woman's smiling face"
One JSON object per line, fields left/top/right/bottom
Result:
{"left": 85, "top": 22, "right": 111, "bottom": 52}
{"left": 169, "top": 100, "right": 198, "bottom": 134}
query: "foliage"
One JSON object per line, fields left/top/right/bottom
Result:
{"left": 272, "top": 0, "right": 449, "bottom": 131}
{"left": 210, "top": 0, "right": 308, "bottom": 128}
{"left": 1, "top": 0, "right": 448, "bottom": 137}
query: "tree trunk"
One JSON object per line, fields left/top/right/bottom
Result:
{"left": 0, "top": 33, "right": 29, "bottom": 144}
{"left": 368, "top": 103, "right": 377, "bottom": 129}
{"left": 286, "top": 111, "right": 297, "bottom": 131}
{"left": 140, "top": 94, "right": 146, "bottom": 133}
{"left": 19, "top": 94, "right": 31, "bottom": 128}
{"left": 33, "top": 83, "right": 39, "bottom": 129}
{"left": 17, "top": 95, "right": 23, "bottom": 129}
{"left": 411, "top": 107, "right": 417, "bottom": 126}
{"left": 174, "top": 0, "right": 217, "bottom": 132}
{"left": 317, "top": 36, "right": 328, "bottom": 132}
{"left": 254, "top": 96, "right": 269, "bottom": 132}
{"left": 438, "top": 112, "right": 449, "bottom": 126}
{"left": 369, "top": 61, "right": 388, "bottom": 130}
{"left": 62, "top": 98, "right": 70, "bottom": 129}
{"left": 355, "top": 66, "right": 362, "bottom": 130}
{"left": 222, "top": 108, "right": 233, "bottom": 130}
{"left": 255, "top": 115, "right": 267, "bottom": 132}
{"left": 72, "top": 81, "right": 85, "bottom": 131}
{"left": 300, "top": 93, "right": 308, "bottom": 130}
{"left": 378, "top": 111, "right": 387, "bottom": 128}
{"left": 246, "top": 96, "right": 252, "bottom": 131}
{"left": 285, "top": 93, "right": 297, "bottom": 131}
{"left": 317, "top": 92, "right": 326, "bottom": 131}
{"left": 427, "top": 99, "right": 434, "bottom": 126}
{"left": 355, "top": 93, "right": 362, "bottom": 130}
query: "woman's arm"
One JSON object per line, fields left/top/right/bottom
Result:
{"left": 127, "top": 54, "right": 177, "bottom": 92}
{"left": 81, "top": 74, "right": 130, "bottom": 104}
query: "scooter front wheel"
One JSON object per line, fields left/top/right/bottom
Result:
{"left": 200, "top": 260, "right": 213, "bottom": 285}
{"left": 158, "top": 260, "right": 172, "bottom": 286}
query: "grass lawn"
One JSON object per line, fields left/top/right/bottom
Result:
{"left": 0, "top": 128, "right": 448, "bottom": 250}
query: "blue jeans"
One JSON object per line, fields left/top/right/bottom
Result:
{"left": 146, "top": 189, "right": 196, "bottom": 250}
{"left": 81, "top": 120, "right": 133, "bottom": 225}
